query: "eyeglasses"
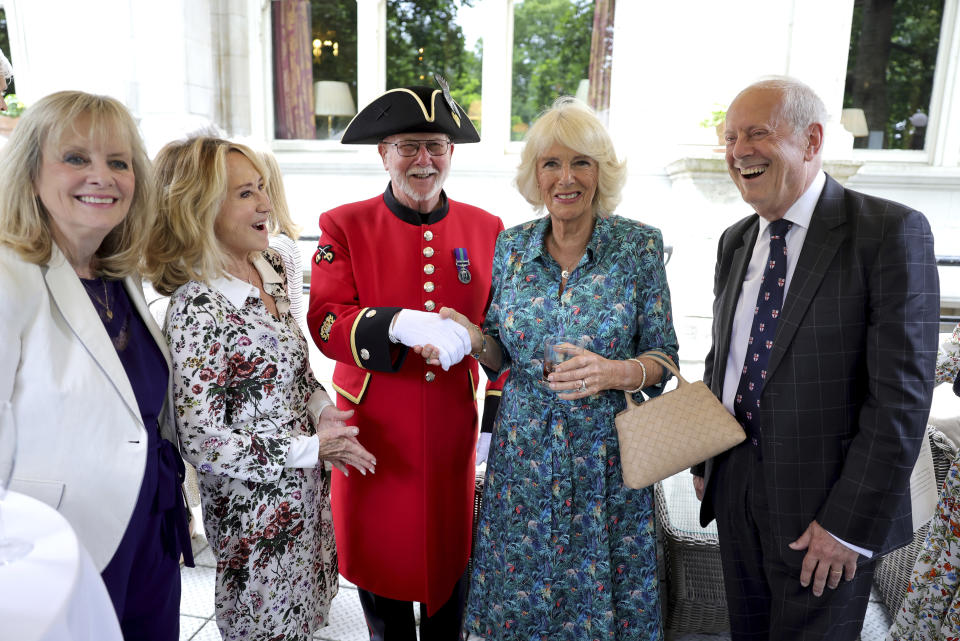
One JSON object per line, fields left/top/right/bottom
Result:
{"left": 385, "top": 140, "right": 451, "bottom": 157}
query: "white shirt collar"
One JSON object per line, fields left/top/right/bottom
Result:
{"left": 209, "top": 253, "right": 284, "bottom": 309}
{"left": 756, "top": 170, "right": 825, "bottom": 237}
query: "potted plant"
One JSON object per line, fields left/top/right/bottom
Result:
{"left": 700, "top": 105, "right": 727, "bottom": 146}
{"left": 0, "top": 94, "right": 26, "bottom": 136}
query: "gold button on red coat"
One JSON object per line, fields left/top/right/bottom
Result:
{"left": 425, "top": 371, "right": 436, "bottom": 382}
{"left": 424, "top": 264, "right": 435, "bottom": 275}
{"left": 423, "top": 247, "right": 434, "bottom": 258}
{"left": 423, "top": 230, "right": 434, "bottom": 241}
{"left": 424, "top": 300, "right": 436, "bottom": 311}
{"left": 424, "top": 282, "right": 435, "bottom": 292}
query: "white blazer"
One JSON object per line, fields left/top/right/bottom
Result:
{"left": 0, "top": 243, "right": 177, "bottom": 570}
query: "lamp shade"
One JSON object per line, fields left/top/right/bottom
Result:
{"left": 314, "top": 81, "right": 356, "bottom": 117}
{"left": 840, "top": 108, "right": 869, "bottom": 137}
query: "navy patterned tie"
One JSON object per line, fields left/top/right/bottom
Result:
{"left": 734, "top": 218, "right": 793, "bottom": 444}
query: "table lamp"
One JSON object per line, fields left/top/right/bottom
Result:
{"left": 314, "top": 80, "right": 356, "bottom": 139}
{"left": 840, "top": 108, "right": 869, "bottom": 137}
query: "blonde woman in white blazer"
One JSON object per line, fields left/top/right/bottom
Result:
{"left": 0, "top": 91, "right": 192, "bottom": 641}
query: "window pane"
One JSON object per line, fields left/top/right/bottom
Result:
{"left": 385, "top": 0, "right": 483, "bottom": 134}
{"left": 843, "top": 0, "right": 944, "bottom": 150}
{"left": 511, "top": 0, "right": 594, "bottom": 141}
{"left": 271, "top": 0, "right": 357, "bottom": 140}
{"left": 0, "top": 8, "right": 15, "bottom": 96}
{"left": 311, "top": 0, "right": 357, "bottom": 139}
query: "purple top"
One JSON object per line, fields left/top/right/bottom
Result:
{"left": 80, "top": 276, "right": 193, "bottom": 595}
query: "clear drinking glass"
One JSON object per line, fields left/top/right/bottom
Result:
{"left": 0, "top": 401, "right": 33, "bottom": 565}
{"left": 542, "top": 335, "right": 585, "bottom": 380}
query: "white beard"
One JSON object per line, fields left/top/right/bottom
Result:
{"left": 389, "top": 164, "right": 449, "bottom": 208}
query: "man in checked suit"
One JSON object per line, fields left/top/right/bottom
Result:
{"left": 692, "top": 76, "right": 940, "bottom": 640}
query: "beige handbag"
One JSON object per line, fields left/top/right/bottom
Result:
{"left": 615, "top": 350, "right": 746, "bottom": 489}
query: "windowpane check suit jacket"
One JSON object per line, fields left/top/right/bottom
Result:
{"left": 699, "top": 174, "right": 940, "bottom": 563}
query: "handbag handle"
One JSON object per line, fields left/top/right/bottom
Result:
{"left": 622, "top": 350, "right": 686, "bottom": 408}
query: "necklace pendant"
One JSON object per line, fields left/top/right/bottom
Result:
{"left": 561, "top": 269, "right": 570, "bottom": 279}
{"left": 105, "top": 309, "right": 114, "bottom": 321}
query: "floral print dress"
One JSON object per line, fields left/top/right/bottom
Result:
{"left": 466, "top": 214, "right": 679, "bottom": 641}
{"left": 166, "top": 250, "right": 337, "bottom": 641}
{"left": 888, "top": 323, "right": 960, "bottom": 641}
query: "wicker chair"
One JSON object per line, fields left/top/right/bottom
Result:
{"left": 873, "top": 426, "right": 958, "bottom": 616}
{"left": 654, "top": 473, "right": 729, "bottom": 637}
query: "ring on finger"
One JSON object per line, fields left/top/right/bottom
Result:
{"left": 830, "top": 569, "right": 843, "bottom": 576}
{"left": 578, "top": 379, "right": 586, "bottom": 392}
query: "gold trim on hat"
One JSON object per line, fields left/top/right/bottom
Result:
{"left": 382, "top": 88, "right": 462, "bottom": 128}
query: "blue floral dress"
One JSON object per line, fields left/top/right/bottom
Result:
{"left": 466, "top": 214, "right": 679, "bottom": 641}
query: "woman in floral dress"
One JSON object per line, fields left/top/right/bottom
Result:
{"left": 426, "top": 98, "right": 678, "bottom": 640}
{"left": 888, "top": 323, "right": 960, "bottom": 641}
{"left": 146, "top": 137, "right": 376, "bottom": 641}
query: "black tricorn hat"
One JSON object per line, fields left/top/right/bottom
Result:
{"left": 341, "top": 80, "right": 479, "bottom": 144}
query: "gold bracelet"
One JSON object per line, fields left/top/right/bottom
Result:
{"left": 470, "top": 324, "right": 487, "bottom": 360}
{"left": 626, "top": 357, "right": 646, "bottom": 393}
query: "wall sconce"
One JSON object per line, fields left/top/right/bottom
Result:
{"left": 312, "top": 38, "right": 339, "bottom": 61}
{"left": 314, "top": 80, "right": 356, "bottom": 139}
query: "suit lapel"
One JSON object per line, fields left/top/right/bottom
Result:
{"left": 766, "top": 175, "right": 847, "bottom": 379}
{"left": 43, "top": 247, "right": 143, "bottom": 428}
{"left": 713, "top": 220, "right": 759, "bottom": 394}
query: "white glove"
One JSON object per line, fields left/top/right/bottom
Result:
{"left": 475, "top": 432, "right": 491, "bottom": 465}
{"left": 390, "top": 309, "right": 471, "bottom": 370}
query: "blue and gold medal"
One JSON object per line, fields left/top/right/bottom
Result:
{"left": 454, "top": 248, "right": 471, "bottom": 284}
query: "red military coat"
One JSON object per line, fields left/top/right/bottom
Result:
{"left": 306, "top": 186, "right": 504, "bottom": 612}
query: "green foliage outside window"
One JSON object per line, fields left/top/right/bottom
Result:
{"left": 511, "top": 0, "right": 593, "bottom": 141}
{"left": 1, "top": 94, "right": 25, "bottom": 117}
{"left": 311, "top": 1, "right": 357, "bottom": 89}
{"left": 386, "top": 0, "right": 482, "bottom": 132}
{"left": 310, "top": 1, "right": 358, "bottom": 139}
{"left": 845, "top": 0, "right": 943, "bottom": 149}
{"left": 306, "top": 0, "right": 600, "bottom": 141}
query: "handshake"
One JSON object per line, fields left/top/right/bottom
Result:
{"left": 390, "top": 309, "right": 472, "bottom": 370}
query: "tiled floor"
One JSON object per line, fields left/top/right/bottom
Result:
{"left": 671, "top": 592, "right": 891, "bottom": 641}
{"left": 179, "top": 534, "right": 373, "bottom": 641}
{"left": 179, "top": 532, "right": 892, "bottom": 641}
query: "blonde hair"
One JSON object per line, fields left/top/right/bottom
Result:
{"left": 515, "top": 97, "right": 626, "bottom": 216}
{"left": 258, "top": 150, "right": 301, "bottom": 239}
{"left": 146, "top": 136, "right": 269, "bottom": 295}
{"left": 0, "top": 91, "right": 156, "bottom": 277}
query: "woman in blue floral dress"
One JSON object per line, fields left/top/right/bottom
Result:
{"left": 426, "top": 98, "right": 678, "bottom": 640}
{"left": 146, "top": 137, "right": 376, "bottom": 641}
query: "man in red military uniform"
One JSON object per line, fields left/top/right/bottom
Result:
{"left": 306, "top": 80, "right": 504, "bottom": 640}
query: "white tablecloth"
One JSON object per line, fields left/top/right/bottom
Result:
{"left": 0, "top": 491, "right": 123, "bottom": 641}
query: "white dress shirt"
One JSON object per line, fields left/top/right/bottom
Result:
{"left": 720, "top": 171, "right": 872, "bottom": 558}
